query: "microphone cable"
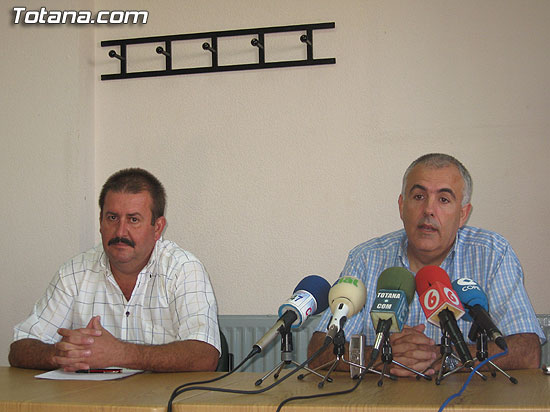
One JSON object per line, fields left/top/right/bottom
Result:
{"left": 438, "top": 348, "right": 508, "bottom": 412}
{"left": 166, "top": 345, "right": 260, "bottom": 411}
{"left": 166, "top": 336, "right": 333, "bottom": 412}
{"left": 167, "top": 273, "right": 331, "bottom": 410}
{"left": 276, "top": 356, "right": 378, "bottom": 411}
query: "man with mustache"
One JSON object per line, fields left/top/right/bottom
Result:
{"left": 308, "top": 153, "right": 543, "bottom": 376}
{"left": 9, "top": 168, "right": 220, "bottom": 372}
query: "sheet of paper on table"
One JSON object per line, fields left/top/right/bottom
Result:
{"left": 35, "top": 368, "right": 143, "bottom": 381}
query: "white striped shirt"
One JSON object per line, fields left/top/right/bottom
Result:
{"left": 316, "top": 226, "right": 545, "bottom": 345}
{"left": 14, "top": 238, "right": 221, "bottom": 354}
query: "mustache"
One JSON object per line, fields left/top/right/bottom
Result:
{"left": 108, "top": 237, "right": 135, "bottom": 248}
{"left": 418, "top": 217, "right": 440, "bottom": 230}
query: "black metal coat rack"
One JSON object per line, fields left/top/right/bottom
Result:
{"left": 101, "top": 22, "right": 335, "bottom": 80}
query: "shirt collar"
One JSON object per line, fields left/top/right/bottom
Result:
{"left": 145, "top": 237, "right": 161, "bottom": 271}
{"left": 397, "top": 228, "right": 461, "bottom": 271}
{"left": 397, "top": 230, "right": 410, "bottom": 269}
{"left": 99, "top": 238, "right": 161, "bottom": 275}
{"left": 440, "top": 229, "right": 461, "bottom": 270}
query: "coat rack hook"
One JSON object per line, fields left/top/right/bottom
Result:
{"left": 202, "top": 42, "right": 216, "bottom": 53}
{"left": 300, "top": 34, "right": 312, "bottom": 46}
{"left": 101, "top": 22, "right": 335, "bottom": 80}
{"left": 156, "top": 46, "right": 171, "bottom": 57}
{"left": 108, "top": 50, "right": 125, "bottom": 61}
{"left": 251, "top": 38, "right": 264, "bottom": 49}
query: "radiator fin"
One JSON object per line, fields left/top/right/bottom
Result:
{"left": 219, "top": 314, "right": 322, "bottom": 373}
{"left": 219, "top": 314, "right": 550, "bottom": 372}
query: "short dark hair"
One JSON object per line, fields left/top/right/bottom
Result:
{"left": 99, "top": 168, "right": 166, "bottom": 224}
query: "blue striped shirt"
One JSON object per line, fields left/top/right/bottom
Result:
{"left": 316, "top": 226, "right": 545, "bottom": 345}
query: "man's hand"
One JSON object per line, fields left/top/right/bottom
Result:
{"left": 75, "top": 316, "right": 128, "bottom": 369}
{"left": 12, "top": 316, "right": 219, "bottom": 372}
{"left": 387, "top": 324, "right": 438, "bottom": 377}
{"left": 54, "top": 316, "right": 109, "bottom": 371}
{"left": 54, "top": 315, "right": 220, "bottom": 372}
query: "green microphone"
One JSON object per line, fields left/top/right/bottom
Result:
{"left": 370, "top": 267, "right": 415, "bottom": 362}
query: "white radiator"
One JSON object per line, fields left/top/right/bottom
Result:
{"left": 220, "top": 314, "right": 550, "bottom": 372}
{"left": 538, "top": 315, "right": 550, "bottom": 367}
{"left": 219, "top": 314, "right": 322, "bottom": 373}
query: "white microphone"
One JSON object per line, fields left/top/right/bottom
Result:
{"left": 326, "top": 276, "right": 367, "bottom": 341}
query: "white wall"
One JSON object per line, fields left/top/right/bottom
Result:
{"left": 2, "top": 0, "right": 549, "bottom": 365}
{"left": 1, "top": 0, "right": 95, "bottom": 364}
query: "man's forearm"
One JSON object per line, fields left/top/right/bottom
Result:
{"left": 471, "top": 333, "right": 540, "bottom": 370}
{"left": 117, "top": 340, "right": 219, "bottom": 372}
{"left": 50, "top": 317, "right": 221, "bottom": 373}
{"left": 9, "top": 339, "right": 58, "bottom": 370}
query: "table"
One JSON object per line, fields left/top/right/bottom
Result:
{"left": 1, "top": 366, "right": 549, "bottom": 411}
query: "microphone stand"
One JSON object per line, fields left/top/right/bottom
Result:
{"left": 297, "top": 326, "right": 395, "bottom": 388}
{"left": 469, "top": 325, "right": 518, "bottom": 384}
{"left": 421, "top": 329, "right": 486, "bottom": 385}
{"left": 375, "top": 334, "right": 432, "bottom": 386}
{"left": 255, "top": 323, "right": 324, "bottom": 386}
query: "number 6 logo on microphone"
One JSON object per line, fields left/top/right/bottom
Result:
{"left": 424, "top": 289, "right": 440, "bottom": 311}
{"left": 444, "top": 287, "right": 460, "bottom": 306}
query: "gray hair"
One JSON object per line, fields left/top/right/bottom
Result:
{"left": 401, "top": 153, "right": 472, "bottom": 206}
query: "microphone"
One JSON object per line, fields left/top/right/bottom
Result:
{"left": 326, "top": 276, "right": 367, "bottom": 341}
{"left": 253, "top": 275, "right": 331, "bottom": 353}
{"left": 416, "top": 266, "right": 474, "bottom": 367}
{"left": 451, "top": 278, "right": 507, "bottom": 350}
{"left": 370, "top": 267, "right": 415, "bottom": 361}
